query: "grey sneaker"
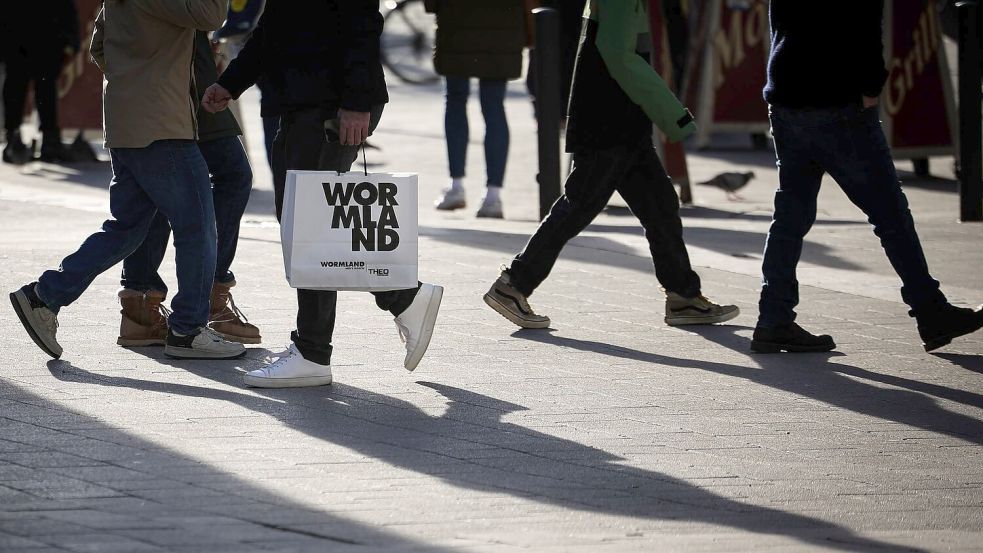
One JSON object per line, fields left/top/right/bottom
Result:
{"left": 395, "top": 283, "right": 444, "bottom": 371}
{"left": 435, "top": 186, "right": 466, "bottom": 210}
{"left": 164, "top": 327, "right": 246, "bottom": 359}
{"left": 483, "top": 270, "right": 550, "bottom": 329}
{"left": 664, "top": 292, "right": 740, "bottom": 326}
{"left": 10, "top": 283, "right": 62, "bottom": 359}
{"left": 476, "top": 194, "right": 503, "bottom": 218}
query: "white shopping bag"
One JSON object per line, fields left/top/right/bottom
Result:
{"left": 281, "top": 170, "right": 418, "bottom": 291}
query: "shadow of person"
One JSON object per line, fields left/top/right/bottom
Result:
{"left": 47, "top": 359, "right": 921, "bottom": 552}
{"left": 935, "top": 353, "right": 983, "bottom": 375}
{"left": 517, "top": 326, "right": 983, "bottom": 445}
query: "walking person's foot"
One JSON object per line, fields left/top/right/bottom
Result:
{"left": 750, "top": 322, "right": 836, "bottom": 353}
{"left": 117, "top": 288, "right": 169, "bottom": 346}
{"left": 435, "top": 183, "right": 466, "bottom": 211}
{"left": 664, "top": 292, "right": 740, "bottom": 326}
{"left": 10, "top": 283, "right": 62, "bottom": 359}
{"left": 395, "top": 283, "right": 444, "bottom": 371}
{"left": 914, "top": 302, "right": 983, "bottom": 352}
{"left": 209, "top": 280, "right": 262, "bottom": 344}
{"left": 243, "top": 345, "right": 332, "bottom": 388}
{"left": 476, "top": 187, "right": 503, "bottom": 218}
{"left": 163, "top": 327, "right": 246, "bottom": 359}
{"left": 2, "top": 131, "right": 32, "bottom": 165}
{"left": 483, "top": 269, "right": 550, "bottom": 329}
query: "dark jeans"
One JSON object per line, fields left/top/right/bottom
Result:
{"left": 758, "top": 104, "right": 944, "bottom": 328}
{"left": 445, "top": 77, "right": 509, "bottom": 187}
{"left": 509, "top": 140, "right": 701, "bottom": 298}
{"left": 120, "top": 136, "right": 253, "bottom": 294}
{"left": 3, "top": 46, "right": 61, "bottom": 135}
{"left": 36, "top": 140, "right": 216, "bottom": 335}
{"left": 272, "top": 106, "right": 417, "bottom": 365}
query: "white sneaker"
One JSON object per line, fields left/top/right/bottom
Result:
{"left": 243, "top": 345, "right": 332, "bottom": 388}
{"left": 476, "top": 193, "right": 503, "bottom": 218}
{"left": 435, "top": 186, "right": 466, "bottom": 210}
{"left": 163, "top": 326, "right": 246, "bottom": 359}
{"left": 394, "top": 283, "right": 443, "bottom": 371}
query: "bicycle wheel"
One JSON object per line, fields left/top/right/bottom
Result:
{"left": 381, "top": 0, "right": 440, "bottom": 85}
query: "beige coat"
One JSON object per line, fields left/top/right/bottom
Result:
{"left": 90, "top": 0, "right": 226, "bottom": 148}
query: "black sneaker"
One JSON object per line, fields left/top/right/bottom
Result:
{"left": 9, "top": 282, "right": 62, "bottom": 358}
{"left": 2, "top": 132, "right": 31, "bottom": 165}
{"left": 750, "top": 322, "right": 835, "bottom": 353}
{"left": 914, "top": 303, "right": 983, "bottom": 352}
{"left": 164, "top": 327, "right": 246, "bottom": 359}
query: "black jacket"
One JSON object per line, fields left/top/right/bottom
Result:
{"left": 217, "top": 0, "right": 388, "bottom": 117}
{"left": 764, "top": 0, "right": 888, "bottom": 108}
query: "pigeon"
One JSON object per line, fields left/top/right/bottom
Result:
{"left": 697, "top": 171, "right": 755, "bottom": 200}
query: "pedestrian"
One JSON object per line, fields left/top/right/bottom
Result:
{"left": 8, "top": 0, "right": 245, "bottom": 361}
{"left": 751, "top": 0, "right": 983, "bottom": 353}
{"left": 428, "top": 0, "right": 531, "bottom": 219}
{"left": 201, "top": 0, "right": 444, "bottom": 388}
{"left": 483, "top": 0, "right": 739, "bottom": 329}
{"left": 116, "top": 31, "right": 260, "bottom": 349}
{"left": 1, "top": 0, "right": 79, "bottom": 164}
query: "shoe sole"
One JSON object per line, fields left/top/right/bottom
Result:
{"left": 117, "top": 338, "right": 166, "bottom": 347}
{"left": 923, "top": 318, "right": 983, "bottom": 352}
{"left": 483, "top": 292, "right": 551, "bottom": 329}
{"left": 10, "top": 290, "right": 62, "bottom": 359}
{"left": 476, "top": 211, "right": 503, "bottom": 219}
{"left": 163, "top": 345, "right": 247, "bottom": 360}
{"left": 665, "top": 306, "right": 740, "bottom": 327}
{"left": 405, "top": 285, "right": 444, "bottom": 372}
{"left": 243, "top": 374, "right": 332, "bottom": 388}
{"left": 435, "top": 202, "right": 466, "bottom": 211}
{"left": 750, "top": 339, "right": 836, "bottom": 354}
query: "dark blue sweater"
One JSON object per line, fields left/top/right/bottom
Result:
{"left": 764, "top": 0, "right": 889, "bottom": 108}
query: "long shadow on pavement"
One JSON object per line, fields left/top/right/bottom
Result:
{"left": 50, "top": 356, "right": 923, "bottom": 552}
{"left": 515, "top": 327, "right": 983, "bottom": 446}
{"left": 2, "top": 371, "right": 459, "bottom": 551}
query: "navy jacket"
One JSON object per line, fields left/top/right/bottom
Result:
{"left": 217, "top": 0, "right": 388, "bottom": 117}
{"left": 764, "top": 0, "right": 888, "bottom": 108}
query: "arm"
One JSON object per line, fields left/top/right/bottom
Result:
{"left": 338, "top": 0, "right": 385, "bottom": 113}
{"left": 58, "top": 0, "right": 81, "bottom": 53}
{"left": 215, "top": 15, "right": 266, "bottom": 99}
{"left": 594, "top": 0, "right": 695, "bottom": 142}
{"left": 859, "top": 0, "right": 889, "bottom": 100}
{"left": 89, "top": 5, "right": 106, "bottom": 72}
{"left": 139, "top": 0, "right": 227, "bottom": 31}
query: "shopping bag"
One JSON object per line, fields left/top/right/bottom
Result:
{"left": 281, "top": 170, "right": 418, "bottom": 291}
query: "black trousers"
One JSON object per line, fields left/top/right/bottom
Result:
{"left": 272, "top": 105, "right": 418, "bottom": 365}
{"left": 509, "top": 140, "right": 702, "bottom": 299}
{"left": 3, "top": 46, "right": 62, "bottom": 135}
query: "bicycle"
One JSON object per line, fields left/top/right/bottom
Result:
{"left": 380, "top": 0, "right": 440, "bottom": 85}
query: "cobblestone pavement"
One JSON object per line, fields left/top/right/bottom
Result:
{"left": 0, "top": 78, "right": 980, "bottom": 552}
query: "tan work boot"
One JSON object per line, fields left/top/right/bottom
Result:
{"left": 118, "top": 289, "right": 169, "bottom": 346}
{"left": 209, "top": 280, "right": 261, "bottom": 344}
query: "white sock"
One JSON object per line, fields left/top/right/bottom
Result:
{"left": 483, "top": 186, "right": 501, "bottom": 201}
{"left": 449, "top": 178, "right": 464, "bottom": 192}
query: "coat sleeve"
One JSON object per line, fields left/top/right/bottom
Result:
{"left": 338, "top": 0, "right": 386, "bottom": 112}
{"left": 216, "top": 13, "right": 266, "bottom": 99}
{"left": 594, "top": 0, "right": 695, "bottom": 142}
{"left": 859, "top": 0, "right": 889, "bottom": 98}
{"left": 139, "top": 0, "right": 227, "bottom": 31}
{"left": 90, "top": 5, "right": 106, "bottom": 72}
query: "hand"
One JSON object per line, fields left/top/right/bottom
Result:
{"left": 338, "top": 109, "right": 370, "bottom": 145}
{"left": 201, "top": 83, "right": 232, "bottom": 113}
{"left": 61, "top": 47, "right": 75, "bottom": 68}
{"left": 862, "top": 96, "right": 880, "bottom": 109}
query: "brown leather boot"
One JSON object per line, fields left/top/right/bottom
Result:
{"left": 117, "top": 289, "right": 169, "bottom": 346}
{"left": 209, "top": 280, "right": 261, "bottom": 344}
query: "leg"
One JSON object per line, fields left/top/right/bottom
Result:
{"left": 36, "top": 150, "right": 159, "bottom": 311}
{"left": 615, "top": 144, "right": 701, "bottom": 298}
{"left": 757, "top": 114, "right": 824, "bottom": 329}
{"left": 508, "top": 145, "right": 631, "bottom": 296}
{"left": 198, "top": 136, "right": 252, "bottom": 284}
{"left": 819, "top": 108, "right": 944, "bottom": 311}
{"left": 31, "top": 48, "right": 62, "bottom": 137}
{"left": 117, "top": 140, "right": 217, "bottom": 335}
{"left": 2, "top": 52, "right": 29, "bottom": 135}
{"left": 478, "top": 79, "right": 509, "bottom": 187}
{"left": 120, "top": 212, "right": 171, "bottom": 294}
{"left": 444, "top": 77, "right": 469, "bottom": 180}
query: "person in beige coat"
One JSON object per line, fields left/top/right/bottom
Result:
{"left": 9, "top": 0, "right": 245, "bottom": 361}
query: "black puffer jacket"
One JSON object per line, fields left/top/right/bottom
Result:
{"left": 217, "top": 0, "right": 388, "bottom": 116}
{"left": 427, "top": 0, "right": 526, "bottom": 80}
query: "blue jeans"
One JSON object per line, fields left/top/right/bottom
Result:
{"left": 121, "top": 136, "right": 252, "bottom": 294}
{"left": 758, "top": 104, "right": 944, "bottom": 328}
{"left": 36, "top": 140, "right": 217, "bottom": 335}
{"left": 445, "top": 77, "right": 509, "bottom": 187}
